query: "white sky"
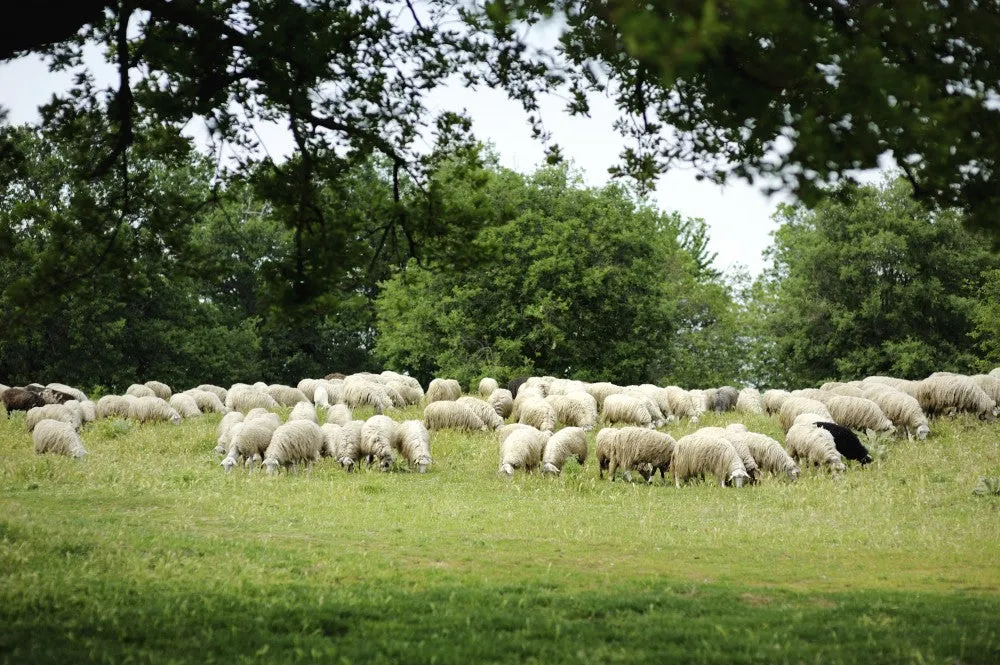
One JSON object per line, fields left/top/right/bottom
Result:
{"left": 0, "top": 48, "right": 787, "bottom": 276}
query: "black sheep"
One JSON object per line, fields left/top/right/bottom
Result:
{"left": 507, "top": 376, "right": 529, "bottom": 399}
{"left": 814, "top": 421, "right": 873, "bottom": 465}
{"left": 2, "top": 387, "right": 46, "bottom": 413}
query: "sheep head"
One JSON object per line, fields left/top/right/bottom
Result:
{"left": 498, "top": 463, "right": 515, "bottom": 478}
{"left": 221, "top": 457, "right": 238, "bottom": 473}
{"left": 916, "top": 424, "right": 930, "bottom": 440}
{"left": 541, "top": 463, "right": 561, "bottom": 476}
{"left": 263, "top": 458, "right": 280, "bottom": 475}
{"left": 728, "top": 469, "right": 750, "bottom": 488}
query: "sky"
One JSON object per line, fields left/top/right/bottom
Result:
{"left": 0, "top": 47, "right": 788, "bottom": 277}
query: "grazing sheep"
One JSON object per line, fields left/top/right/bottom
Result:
{"left": 185, "top": 389, "right": 228, "bottom": 414}
{"left": 288, "top": 401, "right": 318, "bottom": 423}
{"left": 296, "top": 378, "right": 321, "bottom": 402}
{"left": 812, "top": 421, "right": 873, "bottom": 465}
{"left": 826, "top": 396, "right": 894, "bottom": 433}
{"left": 26, "top": 404, "right": 81, "bottom": 432}
{"left": 546, "top": 391, "right": 599, "bottom": 430}
{"left": 785, "top": 424, "right": 846, "bottom": 475}
{"left": 380, "top": 382, "right": 409, "bottom": 408}
{"left": 548, "top": 379, "right": 589, "bottom": 396}
{"left": 267, "top": 384, "right": 309, "bottom": 407}
{"left": 672, "top": 433, "right": 749, "bottom": 488}
{"left": 487, "top": 388, "right": 514, "bottom": 419}
{"left": 32, "top": 419, "right": 87, "bottom": 458}
{"left": 791, "top": 388, "right": 832, "bottom": 404}
{"left": 696, "top": 426, "right": 761, "bottom": 484}
{"left": 688, "top": 389, "right": 711, "bottom": 415}
{"left": 426, "top": 378, "right": 462, "bottom": 403}
{"left": 324, "top": 420, "right": 363, "bottom": 471}
{"left": 43, "top": 383, "right": 88, "bottom": 403}
{"left": 665, "top": 386, "right": 701, "bottom": 422}
{"left": 602, "top": 394, "right": 654, "bottom": 428}
{"left": 507, "top": 376, "right": 530, "bottom": 399}
{"left": 540, "top": 427, "right": 588, "bottom": 475}
{"left": 381, "top": 371, "right": 423, "bottom": 395}
{"left": 990, "top": 367, "right": 1000, "bottom": 379}
{"left": 478, "top": 377, "right": 499, "bottom": 397}
{"left": 916, "top": 375, "right": 996, "bottom": 419}
{"left": 2, "top": 387, "right": 46, "bottom": 413}
{"left": 712, "top": 386, "right": 739, "bottom": 412}
{"left": 262, "top": 420, "right": 325, "bottom": 475}
{"left": 623, "top": 388, "right": 667, "bottom": 426}
{"left": 762, "top": 389, "right": 792, "bottom": 415}
{"left": 326, "top": 404, "right": 353, "bottom": 426}
{"left": 385, "top": 380, "right": 423, "bottom": 406}
{"left": 778, "top": 397, "right": 833, "bottom": 431}
{"left": 424, "top": 401, "right": 487, "bottom": 431}
{"left": 595, "top": 428, "right": 615, "bottom": 479}
{"left": 510, "top": 385, "right": 546, "bottom": 420}
{"left": 825, "top": 384, "right": 867, "bottom": 399}
{"left": 313, "top": 384, "right": 331, "bottom": 408}
{"left": 393, "top": 420, "right": 433, "bottom": 473}
{"left": 865, "top": 376, "right": 920, "bottom": 398}
{"left": 601, "top": 427, "right": 676, "bottom": 483}
{"left": 342, "top": 376, "right": 393, "bottom": 413}
{"left": 222, "top": 418, "right": 281, "bottom": 472}
{"left": 498, "top": 427, "right": 550, "bottom": 477}
{"left": 735, "top": 388, "right": 765, "bottom": 415}
{"left": 143, "top": 381, "right": 172, "bottom": 400}
{"left": 517, "top": 397, "right": 558, "bottom": 432}
{"left": 126, "top": 383, "right": 156, "bottom": 398}
{"left": 63, "top": 399, "right": 96, "bottom": 424}
{"left": 971, "top": 374, "right": 1000, "bottom": 405}
{"left": 169, "top": 394, "right": 202, "bottom": 419}
{"left": 95, "top": 394, "right": 135, "bottom": 419}
{"left": 457, "top": 396, "right": 505, "bottom": 430}
{"left": 196, "top": 384, "right": 228, "bottom": 403}
{"left": 636, "top": 385, "right": 673, "bottom": 420}
{"left": 226, "top": 386, "right": 280, "bottom": 413}
{"left": 583, "top": 382, "right": 624, "bottom": 410}
{"left": 727, "top": 425, "right": 799, "bottom": 481}
{"left": 496, "top": 423, "right": 537, "bottom": 443}
{"left": 861, "top": 384, "right": 930, "bottom": 440}
{"left": 129, "top": 396, "right": 182, "bottom": 425}
{"left": 215, "top": 411, "right": 245, "bottom": 454}
{"left": 359, "top": 415, "right": 398, "bottom": 470}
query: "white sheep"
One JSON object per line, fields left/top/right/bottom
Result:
{"left": 262, "top": 420, "right": 325, "bottom": 475}
{"left": 126, "top": 383, "right": 156, "bottom": 398}
{"left": 487, "top": 388, "right": 514, "bottom": 419}
{"left": 169, "top": 393, "right": 202, "bottom": 419}
{"left": 791, "top": 388, "right": 832, "bottom": 404}
{"left": 517, "top": 397, "right": 558, "bottom": 432}
{"left": 380, "top": 372, "right": 424, "bottom": 401}
{"left": 426, "top": 378, "right": 462, "bottom": 403}
{"left": 457, "top": 396, "right": 505, "bottom": 430}
{"left": 143, "top": 380, "right": 172, "bottom": 400}
{"left": 735, "top": 388, "right": 765, "bottom": 415}
{"left": 726, "top": 424, "right": 799, "bottom": 481}
{"left": 540, "top": 427, "right": 588, "bottom": 475}
{"left": 601, "top": 427, "right": 676, "bottom": 483}
{"left": 496, "top": 423, "right": 537, "bottom": 443}
{"left": 129, "top": 396, "right": 182, "bottom": 425}
{"left": 510, "top": 384, "right": 546, "bottom": 421}
{"left": 664, "top": 386, "right": 701, "bottom": 422}
{"left": 225, "top": 386, "right": 280, "bottom": 413}
{"left": 601, "top": 394, "right": 654, "bottom": 428}
{"left": 360, "top": 415, "right": 397, "bottom": 470}
{"left": 865, "top": 376, "right": 920, "bottom": 398}
{"left": 25, "top": 404, "right": 81, "bottom": 432}
{"left": 393, "top": 420, "right": 433, "bottom": 473}
{"left": 222, "top": 418, "right": 280, "bottom": 472}
{"left": 424, "top": 401, "right": 487, "bottom": 431}
{"left": 196, "top": 384, "right": 228, "bottom": 404}
{"left": 696, "top": 426, "right": 761, "bottom": 483}
{"left": 246, "top": 409, "right": 282, "bottom": 428}
{"left": 43, "top": 383, "right": 88, "bottom": 402}
{"left": 320, "top": 423, "right": 349, "bottom": 470}
{"left": 296, "top": 378, "right": 321, "bottom": 402}
{"left": 185, "top": 389, "right": 228, "bottom": 414}
{"left": 314, "top": 384, "right": 330, "bottom": 408}
{"left": 762, "top": 389, "right": 792, "bottom": 415}
{"left": 32, "top": 419, "right": 87, "bottom": 458}
{"left": 63, "top": 399, "right": 96, "bottom": 424}
{"left": 342, "top": 376, "right": 393, "bottom": 413}
{"left": 623, "top": 388, "right": 667, "bottom": 426}
{"left": 584, "top": 382, "right": 624, "bottom": 409}
{"left": 545, "top": 391, "right": 598, "bottom": 430}
{"left": 215, "top": 411, "right": 245, "bottom": 454}
{"left": 267, "top": 384, "right": 309, "bottom": 407}
{"left": 916, "top": 375, "right": 996, "bottom": 419}
{"left": 385, "top": 380, "right": 423, "bottom": 406}
{"left": 785, "top": 423, "right": 846, "bottom": 475}
{"left": 825, "top": 384, "right": 867, "bottom": 399}
{"left": 860, "top": 384, "right": 930, "bottom": 440}
{"left": 778, "top": 397, "right": 832, "bottom": 431}
{"left": 990, "top": 367, "right": 1000, "bottom": 379}
{"left": 971, "top": 374, "right": 1000, "bottom": 405}
{"left": 326, "top": 404, "right": 353, "bottom": 426}
{"left": 478, "top": 377, "right": 499, "bottom": 397}
{"left": 672, "top": 433, "right": 750, "bottom": 488}
{"left": 95, "top": 394, "right": 135, "bottom": 419}
{"left": 825, "top": 395, "right": 894, "bottom": 433}
{"left": 498, "top": 427, "right": 550, "bottom": 477}
{"left": 288, "top": 401, "right": 318, "bottom": 423}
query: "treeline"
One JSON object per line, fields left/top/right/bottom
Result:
{"left": 1, "top": 111, "right": 997, "bottom": 391}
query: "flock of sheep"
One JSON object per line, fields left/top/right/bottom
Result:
{"left": 2, "top": 367, "right": 998, "bottom": 486}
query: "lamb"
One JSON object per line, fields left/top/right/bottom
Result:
{"left": 695, "top": 426, "right": 761, "bottom": 483}
{"left": 517, "top": 397, "right": 558, "bottom": 431}
{"left": 288, "top": 401, "right": 318, "bottom": 423}
{"left": 169, "top": 394, "right": 202, "bottom": 419}
{"left": 26, "top": 404, "right": 81, "bottom": 432}
{"left": 540, "top": 427, "right": 588, "bottom": 475}
{"left": 126, "top": 383, "right": 156, "bottom": 398}
{"left": 498, "top": 427, "right": 550, "bottom": 477}
{"left": 342, "top": 376, "right": 393, "bottom": 413}
{"left": 861, "top": 384, "right": 930, "bottom": 440}
{"left": 664, "top": 386, "right": 701, "bottom": 422}
{"left": 326, "top": 404, "right": 353, "bottom": 426}
{"left": 916, "top": 375, "right": 996, "bottom": 419}
{"left": 672, "top": 433, "right": 749, "bottom": 488}
{"left": 602, "top": 427, "right": 676, "bottom": 483}
{"left": 727, "top": 425, "right": 799, "bottom": 481}
{"left": 424, "top": 401, "right": 487, "bottom": 431}
{"left": 825, "top": 396, "right": 894, "bottom": 433}
{"left": 221, "top": 418, "right": 281, "bottom": 471}
{"left": 225, "top": 386, "right": 280, "bottom": 413}
{"left": 457, "top": 396, "right": 505, "bottom": 430}
{"left": 359, "top": 415, "right": 397, "bottom": 470}
{"left": 267, "top": 384, "right": 309, "bottom": 407}
{"left": 778, "top": 397, "right": 833, "bottom": 431}
{"left": 735, "top": 388, "right": 765, "bottom": 415}
{"left": 426, "top": 378, "right": 462, "bottom": 403}
{"left": 812, "top": 421, "right": 873, "bottom": 465}
{"left": 215, "top": 411, "right": 245, "bottom": 454}
{"left": 32, "top": 419, "right": 87, "bottom": 458}
{"left": 2, "top": 387, "right": 46, "bottom": 413}
{"left": 43, "top": 383, "right": 87, "bottom": 403}
{"left": 762, "top": 389, "right": 792, "bottom": 415}
{"left": 185, "top": 389, "right": 228, "bottom": 414}
{"left": 487, "top": 388, "right": 514, "bottom": 419}
{"left": 478, "top": 377, "right": 499, "bottom": 397}
{"left": 129, "top": 396, "right": 182, "bottom": 425}
{"left": 143, "top": 380, "right": 172, "bottom": 400}
{"left": 545, "top": 391, "right": 599, "bottom": 430}
{"left": 601, "top": 394, "right": 654, "bottom": 428}
{"left": 261, "top": 420, "right": 325, "bottom": 474}
{"left": 95, "top": 394, "right": 135, "bottom": 419}
{"left": 785, "top": 423, "right": 846, "bottom": 475}
{"left": 393, "top": 420, "right": 433, "bottom": 473}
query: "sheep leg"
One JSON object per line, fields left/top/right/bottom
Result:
{"left": 608, "top": 460, "right": 618, "bottom": 482}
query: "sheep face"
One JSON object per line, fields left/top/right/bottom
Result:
{"left": 263, "top": 458, "right": 280, "bottom": 475}
{"left": 498, "top": 463, "right": 515, "bottom": 478}
{"left": 786, "top": 465, "right": 801, "bottom": 481}
{"left": 221, "top": 457, "right": 238, "bottom": 473}
{"left": 916, "top": 424, "right": 930, "bottom": 440}
{"left": 541, "top": 463, "right": 561, "bottom": 476}
{"left": 213, "top": 444, "right": 227, "bottom": 455}
{"left": 72, "top": 448, "right": 87, "bottom": 460}
{"left": 860, "top": 454, "right": 873, "bottom": 465}
{"left": 340, "top": 457, "right": 356, "bottom": 472}
{"left": 416, "top": 456, "right": 432, "bottom": 473}
{"left": 170, "top": 412, "right": 182, "bottom": 425}
{"left": 727, "top": 470, "right": 750, "bottom": 488}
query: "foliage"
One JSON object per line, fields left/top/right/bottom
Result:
{"left": 970, "top": 269, "right": 1000, "bottom": 368}
{"left": 750, "top": 178, "right": 998, "bottom": 387}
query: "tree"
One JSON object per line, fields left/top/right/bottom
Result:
{"left": 750, "top": 178, "right": 998, "bottom": 386}
{"left": 374, "top": 162, "right": 737, "bottom": 387}
{"left": 970, "top": 269, "right": 1000, "bottom": 369}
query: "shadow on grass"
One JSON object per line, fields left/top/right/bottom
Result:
{"left": 2, "top": 581, "right": 997, "bottom": 664}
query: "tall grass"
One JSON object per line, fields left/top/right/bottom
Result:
{"left": 1, "top": 406, "right": 998, "bottom": 663}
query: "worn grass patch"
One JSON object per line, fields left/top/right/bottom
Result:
{"left": 1, "top": 406, "right": 999, "bottom": 663}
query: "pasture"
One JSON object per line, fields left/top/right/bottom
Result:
{"left": 1, "top": 406, "right": 999, "bottom": 664}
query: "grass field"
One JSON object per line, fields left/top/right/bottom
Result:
{"left": 2, "top": 405, "right": 999, "bottom": 664}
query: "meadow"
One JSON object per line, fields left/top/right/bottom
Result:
{"left": 1, "top": 405, "right": 999, "bottom": 664}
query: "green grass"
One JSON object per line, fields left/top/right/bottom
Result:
{"left": 2, "top": 406, "right": 999, "bottom": 664}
